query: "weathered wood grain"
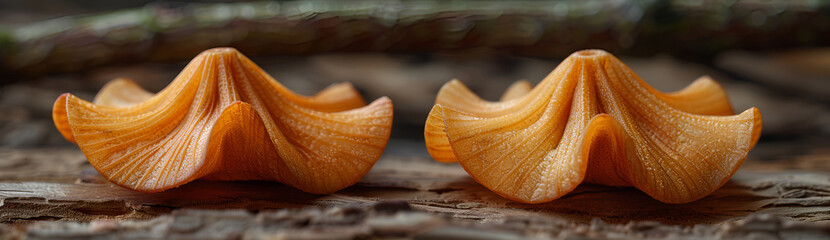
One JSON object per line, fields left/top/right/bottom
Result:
{"left": 0, "top": 148, "right": 829, "bottom": 239}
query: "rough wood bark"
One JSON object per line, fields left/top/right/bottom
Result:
{"left": 0, "top": 148, "right": 829, "bottom": 239}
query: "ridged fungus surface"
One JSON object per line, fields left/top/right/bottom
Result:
{"left": 424, "top": 50, "right": 762, "bottom": 204}
{"left": 53, "top": 48, "right": 394, "bottom": 194}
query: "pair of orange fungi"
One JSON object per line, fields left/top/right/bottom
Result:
{"left": 53, "top": 48, "right": 761, "bottom": 204}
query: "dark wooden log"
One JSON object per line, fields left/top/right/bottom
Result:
{"left": 3, "top": 0, "right": 830, "bottom": 77}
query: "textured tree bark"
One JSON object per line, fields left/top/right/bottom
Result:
{"left": 0, "top": 148, "right": 829, "bottom": 239}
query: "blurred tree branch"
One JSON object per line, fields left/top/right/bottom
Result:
{"left": 1, "top": 0, "right": 829, "bottom": 77}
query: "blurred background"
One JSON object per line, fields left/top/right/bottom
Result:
{"left": 0, "top": 0, "right": 828, "bottom": 166}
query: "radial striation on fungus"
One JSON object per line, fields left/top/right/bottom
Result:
{"left": 53, "top": 48, "right": 394, "bottom": 194}
{"left": 424, "top": 49, "right": 762, "bottom": 204}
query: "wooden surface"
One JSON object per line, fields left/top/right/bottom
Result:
{"left": 1, "top": 29, "right": 829, "bottom": 238}
{"left": 1, "top": 147, "right": 829, "bottom": 239}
